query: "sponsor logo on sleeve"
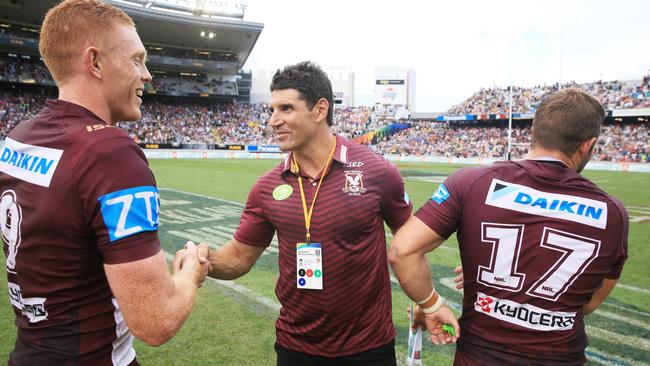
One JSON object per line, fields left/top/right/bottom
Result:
{"left": 98, "top": 186, "right": 160, "bottom": 242}
{"left": 484, "top": 179, "right": 607, "bottom": 229}
{"left": 8, "top": 282, "right": 48, "bottom": 323}
{"left": 431, "top": 184, "right": 450, "bottom": 204}
{"left": 0, "top": 138, "right": 63, "bottom": 187}
{"left": 474, "top": 292, "right": 576, "bottom": 331}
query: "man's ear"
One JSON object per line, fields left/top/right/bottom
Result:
{"left": 314, "top": 98, "right": 330, "bottom": 124}
{"left": 83, "top": 46, "right": 102, "bottom": 80}
{"left": 580, "top": 137, "right": 597, "bottom": 155}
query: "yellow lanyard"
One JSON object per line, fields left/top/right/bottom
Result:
{"left": 291, "top": 137, "right": 337, "bottom": 243}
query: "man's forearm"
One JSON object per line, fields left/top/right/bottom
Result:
{"left": 206, "top": 240, "right": 256, "bottom": 280}
{"left": 391, "top": 251, "right": 436, "bottom": 303}
{"left": 388, "top": 216, "right": 446, "bottom": 304}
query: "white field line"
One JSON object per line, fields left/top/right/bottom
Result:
{"left": 602, "top": 303, "right": 650, "bottom": 318}
{"left": 593, "top": 308, "right": 650, "bottom": 330}
{"left": 159, "top": 187, "right": 245, "bottom": 207}
{"left": 587, "top": 326, "right": 650, "bottom": 351}
{"left": 616, "top": 284, "right": 650, "bottom": 295}
{"left": 585, "top": 348, "right": 649, "bottom": 366}
{"left": 626, "top": 205, "right": 650, "bottom": 211}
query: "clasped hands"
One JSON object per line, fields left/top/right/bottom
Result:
{"left": 172, "top": 241, "right": 212, "bottom": 288}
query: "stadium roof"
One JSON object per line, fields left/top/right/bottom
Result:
{"left": 0, "top": 0, "right": 263, "bottom": 69}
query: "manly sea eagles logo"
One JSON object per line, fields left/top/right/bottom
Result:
{"left": 342, "top": 171, "right": 366, "bottom": 196}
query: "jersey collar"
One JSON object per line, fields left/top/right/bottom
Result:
{"left": 281, "top": 134, "right": 350, "bottom": 175}
{"left": 527, "top": 156, "right": 570, "bottom": 168}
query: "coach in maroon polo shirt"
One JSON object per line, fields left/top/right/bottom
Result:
{"left": 200, "top": 61, "right": 412, "bottom": 365}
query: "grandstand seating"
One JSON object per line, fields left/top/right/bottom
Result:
{"left": 0, "top": 87, "right": 647, "bottom": 162}
{"left": 447, "top": 79, "right": 650, "bottom": 115}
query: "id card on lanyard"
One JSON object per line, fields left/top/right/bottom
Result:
{"left": 291, "top": 136, "right": 337, "bottom": 291}
{"left": 296, "top": 242, "right": 323, "bottom": 290}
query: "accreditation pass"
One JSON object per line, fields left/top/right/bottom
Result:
{"left": 296, "top": 243, "right": 323, "bottom": 290}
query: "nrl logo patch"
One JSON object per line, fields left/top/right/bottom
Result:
{"left": 342, "top": 171, "right": 366, "bottom": 196}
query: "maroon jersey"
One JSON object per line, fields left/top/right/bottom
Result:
{"left": 416, "top": 159, "right": 628, "bottom": 365}
{"left": 235, "top": 135, "right": 412, "bottom": 356}
{"left": 1, "top": 100, "right": 161, "bottom": 365}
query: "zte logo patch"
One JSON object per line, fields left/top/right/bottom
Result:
{"left": 484, "top": 179, "right": 608, "bottom": 229}
{"left": 0, "top": 138, "right": 63, "bottom": 187}
{"left": 431, "top": 184, "right": 450, "bottom": 204}
{"left": 98, "top": 186, "right": 160, "bottom": 242}
{"left": 474, "top": 292, "right": 576, "bottom": 331}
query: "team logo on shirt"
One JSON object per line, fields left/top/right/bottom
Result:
{"left": 474, "top": 292, "right": 576, "bottom": 331}
{"left": 484, "top": 179, "right": 608, "bottom": 229}
{"left": 0, "top": 137, "right": 63, "bottom": 187}
{"left": 342, "top": 171, "right": 366, "bottom": 195}
{"left": 98, "top": 186, "right": 160, "bottom": 242}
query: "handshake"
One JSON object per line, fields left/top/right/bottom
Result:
{"left": 172, "top": 241, "right": 212, "bottom": 288}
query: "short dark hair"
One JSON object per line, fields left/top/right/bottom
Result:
{"left": 531, "top": 88, "right": 606, "bottom": 156}
{"left": 270, "top": 61, "right": 334, "bottom": 126}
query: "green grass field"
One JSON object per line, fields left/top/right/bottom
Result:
{"left": 1, "top": 159, "right": 649, "bottom": 365}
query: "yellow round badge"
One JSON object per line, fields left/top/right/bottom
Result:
{"left": 273, "top": 184, "right": 293, "bottom": 200}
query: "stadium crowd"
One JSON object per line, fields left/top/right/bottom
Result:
{"left": 447, "top": 78, "right": 650, "bottom": 115}
{"left": 1, "top": 88, "right": 647, "bottom": 162}
{"left": 374, "top": 122, "right": 532, "bottom": 159}
{"left": 372, "top": 121, "right": 649, "bottom": 163}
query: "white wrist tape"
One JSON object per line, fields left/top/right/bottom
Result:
{"left": 415, "top": 288, "right": 436, "bottom": 305}
{"left": 420, "top": 294, "right": 444, "bottom": 314}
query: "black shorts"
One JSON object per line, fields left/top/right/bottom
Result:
{"left": 275, "top": 340, "right": 396, "bottom": 366}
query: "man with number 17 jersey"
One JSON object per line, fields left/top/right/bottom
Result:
{"left": 416, "top": 159, "right": 628, "bottom": 364}
{"left": 389, "top": 89, "right": 629, "bottom": 365}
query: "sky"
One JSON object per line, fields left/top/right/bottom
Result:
{"left": 239, "top": 0, "right": 650, "bottom": 112}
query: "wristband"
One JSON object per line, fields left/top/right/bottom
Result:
{"left": 420, "top": 293, "right": 444, "bottom": 314}
{"left": 415, "top": 288, "right": 436, "bottom": 305}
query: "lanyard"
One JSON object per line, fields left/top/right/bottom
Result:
{"left": 291, "top": 137, "right": 337, "bottom": 243}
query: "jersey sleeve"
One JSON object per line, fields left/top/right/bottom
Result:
{"left": 74, "top": 134, "right": 161, "bottom": 265}
{"left": 605, "top": 198, "right": 629, "bottom": 279}
{"left": 415, "top": 168, "right": 473, "bottom": 239}
{"left": 380, "top": 160, "right": 412, "bottom": 232}
{"left": 234, "top": 179, "right": 275, "bottom": 247}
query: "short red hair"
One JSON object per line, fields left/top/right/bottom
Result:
{"left": 39, "top": 0, "right": 135, "bottom": 84}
